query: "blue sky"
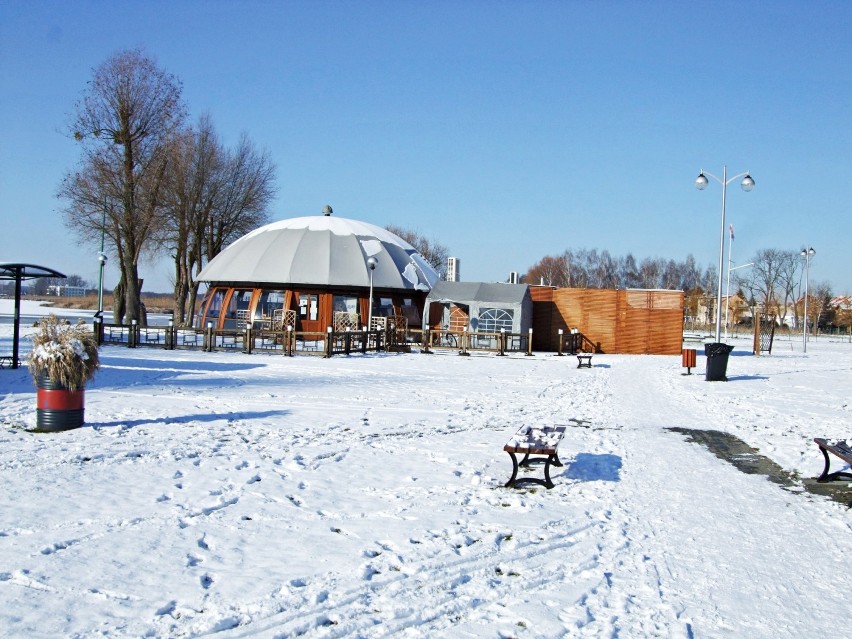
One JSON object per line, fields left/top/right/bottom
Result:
{"left": 1, "top": 1, "right": 850, "bottom": 294}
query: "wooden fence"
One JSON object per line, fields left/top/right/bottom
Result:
{"left": 531, "top": 287, "right": 684, "bottom": 355}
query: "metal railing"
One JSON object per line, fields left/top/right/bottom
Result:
{"left": 94, "top": 321, "right": 589, "bottom": 358}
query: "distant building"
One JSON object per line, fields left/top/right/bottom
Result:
{"left": 447, "top": 257, "right": 460, "bottom": 282}
{"left": 194, "top": 213, "right": 440, "bottom": 331}
{"left": 47, "top": 285, "right": 86, "bottom": 297}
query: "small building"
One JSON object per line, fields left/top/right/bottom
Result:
{"left": 47, "top": 285, "right": 86, "bottom": 297}
{"left": 195, "top": 212, "right": 440, "bottom": 333}
{"left": 422, "top": 281, "right": 533, "bottom": 334}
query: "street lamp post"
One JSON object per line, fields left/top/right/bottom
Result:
{"left": 695, "top": 165, "right": 755, "bottom": 343}
{"left": 96, "top": 205, "right": 108, "bottom": 320}
{"left": 801, "top": 247, "right": 815, "bottom": 353}
{"left": 366, "top": 256, "right": 378, "bottom": 331}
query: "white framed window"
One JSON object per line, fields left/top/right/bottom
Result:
{"left": 478, "top": 307, "right": 514, "bottom": 332}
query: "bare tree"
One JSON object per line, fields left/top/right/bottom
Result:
{"left": 203, "top": 134, "right": 275, "bottom": 261}
{"left": 737, "top": 249, "right": 797, "bottom": 324}
{"left": 525, "top": 254, "right": 571, "bottom": 287}
{"left": 61, "top": 49, "right": 185, "bottom": 324}
{"left": 159, "top": 118, "right": 276, "bottom": 325}
{"left": 385, "top": 226, "right": 450, "bottom": 279}
{"left": 637, "top": 257, "right": 664, "bottom": 289}
{"left": 808, "top": 281, "right": 833, "bottom": 334}
{"left": 158, "top": 115, "right": 222, "bottom": 325}
{"left": 618, "top": 254, "right": 642, "bottom": 289}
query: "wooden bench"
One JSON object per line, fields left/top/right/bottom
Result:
{"left": 814, "top": 438, "right": 852, "bottom": 483}
{"left": 503, "top": 425, "right": 566, "bottom": 489}
{"left": 576, "top": 354, "right": 593, "bottom": 368}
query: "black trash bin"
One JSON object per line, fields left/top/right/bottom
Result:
{"left": 704, "top": 342, "right": 734, "bottom": 381}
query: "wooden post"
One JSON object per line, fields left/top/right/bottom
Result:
{"left": 526, "top": 328, "right": 534, "bottom": 356}
{"left": 557, "top": 328, "right": 564, "bottom": 356}
{"left": 324, "top": 326, "right": 333, "bottom": 358}
{"left": 459, "top": 327, "right": 470, "bottom": 356}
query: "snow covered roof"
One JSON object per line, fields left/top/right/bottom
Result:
{"left": 426, "top": 281, "right": 530, "bottom": 305}
{"left": 196, "top": 215, "right": 440, "bottom": 291}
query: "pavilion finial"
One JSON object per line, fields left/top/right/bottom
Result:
{"left": 322, "top": 205, "right": 333, "bottom": 216}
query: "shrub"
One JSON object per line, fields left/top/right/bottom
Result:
{"left": 27, "top": 315, "right": 100, "bottom": 390}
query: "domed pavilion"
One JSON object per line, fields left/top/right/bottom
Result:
{"left": 195, "top": 210, "right": 440, "bottom": 335}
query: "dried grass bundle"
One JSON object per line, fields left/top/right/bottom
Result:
{"left": 27, "top": 314, "right": 100, "bottom": 390}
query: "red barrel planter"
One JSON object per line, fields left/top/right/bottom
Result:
{"left": 36, "top": 372, "right": 85, "bottom": 431}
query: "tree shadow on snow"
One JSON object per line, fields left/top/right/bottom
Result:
{"left": 90, "top": 409, "right": 290, "bottom": 430}
{"left": 563, "top": 453, "right": 622, "bottom": 482}
{"left": 99, "top": 354, "right": 264, "bottom": 373}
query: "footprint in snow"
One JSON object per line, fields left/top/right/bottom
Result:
{"left": 247, "top": 474, "right": 261, "bottom": 484}
{"left": 363, "top": 565, "right": 381, "bottom": 581}
{"left": 200, "top": 573, "right": 214, "bottom": 589}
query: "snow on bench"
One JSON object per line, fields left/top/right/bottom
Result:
{"left": 503, "top": 424, "right": 566, "bottom": 489}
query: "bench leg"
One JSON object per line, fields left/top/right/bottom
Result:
{"left": 505, "top": 452, "right": 561, "bottom": 489}
{"left": 505, "top": 451, "right": 520, "bottom": 488}
{"left": 816, "top": 447, "right": 852, "bottom": 483}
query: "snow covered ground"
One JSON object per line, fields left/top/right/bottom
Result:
{"left": 1, "top": 300, "right": 850, "bottom": 638}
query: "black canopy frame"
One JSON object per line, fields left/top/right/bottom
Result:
{"left": 0, "top": 263, "right": 66, "bottom": 369}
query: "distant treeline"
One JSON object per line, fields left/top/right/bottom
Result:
{"left": 524, "top": 250, "right": 714, "bottom": 292}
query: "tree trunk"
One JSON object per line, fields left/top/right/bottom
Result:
{"left": 112, "top": 276, "right": 126, "bottom": 324}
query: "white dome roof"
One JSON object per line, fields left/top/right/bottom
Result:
{"left": 197, "top": 215, "right": 440, "bottom": 291}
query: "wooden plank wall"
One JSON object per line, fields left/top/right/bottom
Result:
{"left": 530, "top": 287, "right": 684, "bottom": 355}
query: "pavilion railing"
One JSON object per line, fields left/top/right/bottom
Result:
{"left": 94, "top": 322, "right": 563, "bottom": 359}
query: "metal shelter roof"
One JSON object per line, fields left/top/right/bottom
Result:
{"left": 0, "top": 263, "right": 66, "bottom": 281}
{"left": 0, "top": 263, "right": 66, "bottom": 370}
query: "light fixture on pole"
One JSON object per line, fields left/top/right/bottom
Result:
{"left": 695, "top": 165, "right": 755, "bottom": 343}
{"left": 800, "top": 247, "right": 815, "bottom": 353}
{"left": 366, "top": 256, "right": 378, "bottom": 331}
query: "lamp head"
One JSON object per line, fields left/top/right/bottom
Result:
{"left": 367, "top": 257, "right": 378, "bottom": 271}
{"left": 694, "top": 172, "right": 709, "bottom": 190}
{"left": 741, "top": 174, "right": 755, "bottom": 192}
{"left": 801, "top": 247, "right": 815, "bottom": 257}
